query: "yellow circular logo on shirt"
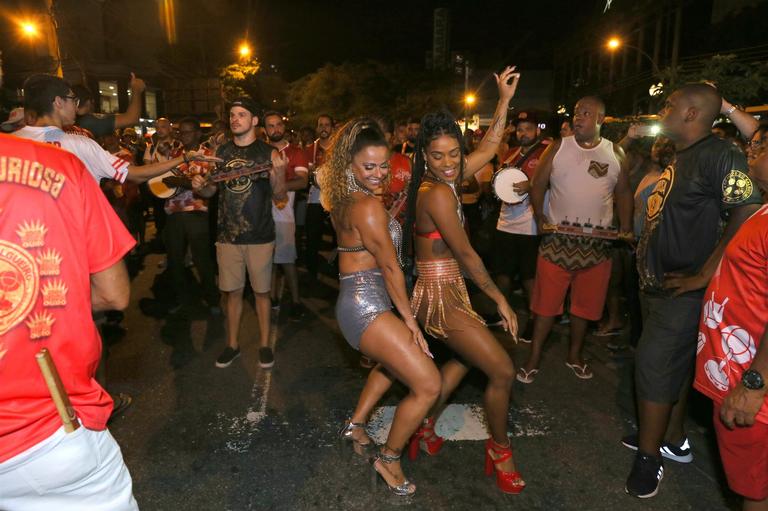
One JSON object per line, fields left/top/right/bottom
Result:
{"left": 646, "top": 164, "right": 675, "bottom": 222}
{"left": 722, "top": 170, "right": 752, "bottom": 204}
{"left": 0, "top": 240, "right": 39, "bottom": 336}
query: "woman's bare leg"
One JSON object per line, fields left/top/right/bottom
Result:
{"left": 347, "top": 364, "right": 395, "bottom": 445}
{"left": 442, "top": 313, "right": 518, "bottom": 473}
{"left": 358, "top": 312, "right": 441, "bottom": 488}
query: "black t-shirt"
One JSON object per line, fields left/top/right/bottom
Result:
{"left": 637, "top": 135, "right": 762, "bottom": 296}
{"left": 76, "top": 113, "right": 116, "bottom": 138}
{"left": 215, "top": 139, "right": 275, "bottom": 244}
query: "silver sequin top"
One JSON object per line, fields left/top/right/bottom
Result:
{"left": 337, "top": 215, "right": 403, "bottom": 267}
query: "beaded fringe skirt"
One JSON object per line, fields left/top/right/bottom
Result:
{"left": 411, "top": 258, "right": 485, "bottom": 339}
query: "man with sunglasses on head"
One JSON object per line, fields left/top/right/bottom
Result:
{"left": 15, "top": 74, "right": 214, "bottom": 185}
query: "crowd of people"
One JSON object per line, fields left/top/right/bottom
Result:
{"left": 2, "top": 67, "right": 768, "bottom": 511}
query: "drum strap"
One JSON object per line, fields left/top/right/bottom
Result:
{"left": 504, "top": 140, "right": 542, "bottom": 171}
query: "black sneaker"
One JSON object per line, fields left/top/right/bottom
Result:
{"left": 215, "top": 346, "right": 241, "bottom": 368}
{"left": 621, "top": 433, "right": 693, "bottom": 463}
{"left": 258, "top": 347, "right": 275, "bottom": 368}
{"left": 271, "top": 298, "right": 281, "bottom": 310}
{"left": 625, "top": 452, "right": 663, "bottom": 498}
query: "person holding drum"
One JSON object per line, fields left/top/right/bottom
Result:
{"left": 517, "top": 96, "right": 633, "bottom": 383}
{"left": 403, "top": 66, "right": 526, "bottom": 495}
{"left": 490, "top": 111, "right": 551, "bottom": 341}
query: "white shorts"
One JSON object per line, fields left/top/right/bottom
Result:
{"left": 0, "top": 426, "right": 138, "bottom": 511}
{"left": 273, "top": 221, "right": 297, "bottom": 264}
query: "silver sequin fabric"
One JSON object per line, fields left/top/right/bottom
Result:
{"left": 337, "top": 215, "right": 404, "bottom": 267}
{"left": 335, "top": 269, "right": 392, "bottom": 350}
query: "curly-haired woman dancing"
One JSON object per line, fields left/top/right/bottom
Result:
{"left": 319, "top": 119, "right": 440, "bottom": 497}
{"left": 403, "top": 66, "right": 526, "bottom": 494}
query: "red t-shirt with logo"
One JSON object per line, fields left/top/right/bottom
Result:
{"left": 0, "top": 135, "right": 136, "bottom": 462}
{"left": 694, "top": 204, "right": 768, "bottom": 425}
{"left": 383, "top": 152, "right": 412, "bottom": 224}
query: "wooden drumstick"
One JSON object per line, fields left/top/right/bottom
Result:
{"left": 35, "top": 348, "right": 79, "bottom": 433}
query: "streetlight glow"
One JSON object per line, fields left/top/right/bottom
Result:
{"left": 20, "top": 21, "right": 39, "bottom": 37}
{"left": 238, "top": 42, "right": 251, "bottom": 59}
{"left": 464, "top": 93, "right": 476, "bottom": 106}
{"left": 607, "top": 37, "right": 621, "bottom": 50}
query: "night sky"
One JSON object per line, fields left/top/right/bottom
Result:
{"left": 180, "top": 0, "right": 594, "bottom": 79}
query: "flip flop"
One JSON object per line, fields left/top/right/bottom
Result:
{"left": 518, "top": 337, "right": 532, "bottom": 344}
{"left": 594, "top": 327, "right": 622, "bottom": 337}
{"left": 108, "top": 392, "right": 133, "bottom": 423}
{"left": 565, "top": 362, "right": 594, "bottom": 380}
{"left": 516, "top": 367, "right": 538, "bottom": 384}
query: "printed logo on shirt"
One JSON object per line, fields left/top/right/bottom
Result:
{"left": 587, "top": 160, "right": 609, "bottom": 178}
{"left": 0, "top": 240, "right": 39, "bottom": 337}
{"left": 0, "top": 218, "right": 67, "bottom": 345}
{"left": 222, "top": 158, "right": 255, "bottom": 194}
{"left": 646, "top": 164, "right": 675, "bottom": 222}
{"left": 721, "top": 169, "right": 752, "bottom": 204}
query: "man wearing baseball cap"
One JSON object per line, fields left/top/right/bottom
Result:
{"left": 192, "top": 97, "right": 287, "bottom": 370}
{"left": 490, "top": 111, "right": 550, "bottom": 342}
{"left": 0, "top": 108, "right": 25, "bottom": 133}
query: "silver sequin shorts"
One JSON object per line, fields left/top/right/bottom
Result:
{"left": 336, "top": 269, "right": 392, "bottom": 351}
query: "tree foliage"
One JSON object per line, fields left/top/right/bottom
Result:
{"left": 287, "top": 61, "right": 458, "bottom": 126}
{"left": 660, "top": 54, "right": 768, "bottom": 106}
{"left": 219, "top": 58, "right": 262, "bottom": 102}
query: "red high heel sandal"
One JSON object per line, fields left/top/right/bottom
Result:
{"left": 408, "top": 417, "right": 445, "bottom": 460}
{"left": 484, "top": 438, "right": 526, "bottom": 494}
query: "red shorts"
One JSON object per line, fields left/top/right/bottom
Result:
{"left": 713, "top": 404, "right": 768, "bottom": 501}
{"left": 531, "top": 256, "right": 611, "bottom": 321}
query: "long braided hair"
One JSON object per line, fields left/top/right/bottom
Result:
{"left": 318, "top": 117, "right": 389, "bottom": 213}
{"left": 403, "top": 110, "right": 467, "bottom": 268}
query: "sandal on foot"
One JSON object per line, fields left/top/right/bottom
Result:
{"left": 565, "top": 362, "right": 593, "bottom": 379}
{"left": 371, "top": 447, "right": 416, "bottom": 496}
{"left": 338, "top": 420, "right": 373, "bottom": 456}
{"left": 594, "top": 327, "right": 622, "bottom": 337}
{"left": 516, "top": 367, "right": 538, "bottom": 384}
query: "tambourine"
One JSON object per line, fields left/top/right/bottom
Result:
{"left": 492, "top": 166, "right": 529, "bottom": 204}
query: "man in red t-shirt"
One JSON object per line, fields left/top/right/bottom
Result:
{"left": 375, "top": 117, "right": 412, "bottom": 225}
{"left": 0, "top": 135, "right": 137, "bottom": 509}
{"left": 264, "top": 111, "right": 309, "bottom": 320}
{"left": 694, "top": 154, "right": 768, "bottom": 509}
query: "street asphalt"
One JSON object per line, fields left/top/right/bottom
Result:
{"left": 105, "top": 253, "right": 739, "bottom": 511}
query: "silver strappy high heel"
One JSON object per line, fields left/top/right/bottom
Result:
{"left": 371, "top": 446, "right": 416, "bottom": 497}
{"left": 338, "top": 419, "right": 372, "bottom": 456}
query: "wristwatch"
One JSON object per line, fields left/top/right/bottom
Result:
{"left": 742, "top": 369, "right": 765, "bottom": 390}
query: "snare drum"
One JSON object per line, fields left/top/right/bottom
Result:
{"left": 492, "top": 166, "right": 529, "bottom": 204}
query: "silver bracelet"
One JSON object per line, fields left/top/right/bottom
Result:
{"left": 724, "top": 105, "right": 737, "bottom": 116}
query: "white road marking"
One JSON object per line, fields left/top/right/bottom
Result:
{"left": 220, "top": 310, "right": 279, "bottom": 452}
{"left": 366, "top": 403, "right": 552, "bottom": 444}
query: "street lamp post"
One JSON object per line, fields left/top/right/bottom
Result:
{"left": 463, "top": 93, "right": 476, "bottom": 131}
{"left": 18, "top": 14, "right": 63, "bottom": 77}
{"left": 606, "top": 37, "right": 660, "bottom": 76}
{"left": 606, "top": 37, "right": 662, "bottom": 114}
{"left": 238, "top": 42, "right": 252, "bottom": 60}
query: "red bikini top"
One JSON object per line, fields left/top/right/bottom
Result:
{"left": 416, "top": 230, "right": 443, "bottom": 239}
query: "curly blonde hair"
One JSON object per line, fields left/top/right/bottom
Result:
{"left": 318, "top": 117, "right": 389, "bottom": 212}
